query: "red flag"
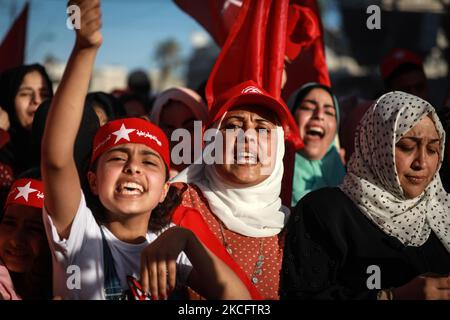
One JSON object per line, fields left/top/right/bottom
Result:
{"left": 205, "top": 0, "right": 288, "bottom": 101}
{"left": 0, "top": 3, "right": 29, "bottom": 73}
{"left": 204, "top": 0, "right": 303, "bottom": 149}
{"left": 174, "top": 0, "right": 330, "bottom": 100}
{"left": 282, "top": 0, "right": 330, "bottom": 100}
{"left": 202, "top": 0, "right": 303, "bottom": 208}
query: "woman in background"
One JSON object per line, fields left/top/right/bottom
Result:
{"left": 287, "top": 83, "right": 345, "bottom": 207}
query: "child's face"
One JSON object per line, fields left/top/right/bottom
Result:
{"left": 0, "top": 204, "right": 48, "bottom": 273}
{"left": 89, "top": 143, "right": 169, "bottom": 218}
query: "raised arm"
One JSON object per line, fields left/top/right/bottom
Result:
{"left": 41, "top": 0, "right": 103, "bottom": 238}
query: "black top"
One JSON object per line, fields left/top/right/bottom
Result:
{"left": 280, "top": 187, "right": 450, "bottom": 300}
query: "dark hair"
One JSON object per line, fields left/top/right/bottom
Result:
{"left": 16, "top": 167, "right": 41, "bottom": 180}
{"left": 384, "top": 63, "right": 425, "bottom": 90}
{"left": 290, "top": 84, "right": 336, "bottom": 112}
{"left": 288, "top": 82, "right": 340, "bottom": 125}
{"left": 0, "top": 64, "right": 54, "bottom": 175}
{"left": 0, "top": 64, "right": 53, "bottom": 128}
{"left": 119, "top": 92, "right": 151, "bottom": 115}
{"left": 86, "top": 91, "right": 127, "bottom": 121}
{"left": 31, "top": 97, "right": 99, "bottom": 209}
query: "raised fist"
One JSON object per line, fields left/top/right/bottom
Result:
{"left": 69, "top": 0, "right": 103, "bottom": 49}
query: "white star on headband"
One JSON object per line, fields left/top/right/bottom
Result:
{"left": 14, "top": 181, "right": 37, "bottom": 202}
{"left": 112, "top": 124, "right": 136, "bottom": 144}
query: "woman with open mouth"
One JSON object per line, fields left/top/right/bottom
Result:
{"left": 0, "top": 64, "right": 53, "bottom": 181}
{"left": 281, "top": 91, "right": 450, "bottom": 300}
{"left": 287, "top": 82, "right": 346, "bottom": 207}
{"left": 171, "top": 80, "right": 301, "bottom": 299}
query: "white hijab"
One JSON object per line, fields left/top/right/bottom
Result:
{"left": 172, "top": 115, "right": 289, "bottom": 238}
{"left": 340, "top": 91, "right": 450, "bottom": 253}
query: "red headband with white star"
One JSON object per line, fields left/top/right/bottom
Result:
{"left": 5, "top": 179, "right": 44, "bottom": 209}
{"left": 91, "top": 118, "right": 170, "bottom": 171}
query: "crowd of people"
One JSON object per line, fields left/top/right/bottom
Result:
{"left": 0, "top": 0, "right": 449, "bottom": 300}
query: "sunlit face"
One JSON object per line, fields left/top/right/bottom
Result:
{"left": 390, "top": 70, "right": 429, "bottom": 101}
{"left": 395, "top": 116, "right": 440, "bottom": 199}
{"left": 295, "top": 88, "right": 337, "bottom": 160}
{"left": 88, "top": 143, "right": 169, "bottom": 219}
{"left": 14, "top": 71, "right": 50, "bottom": 131}
{"left": 0, "top": 204, "right": 48, "bottom": 273}
{"left": 215, "top": 106, "right": 278, "bottom": 187}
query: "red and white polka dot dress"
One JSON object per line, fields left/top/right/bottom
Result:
{"left": 177, "top": 183, "right": 284, "bottom": 300}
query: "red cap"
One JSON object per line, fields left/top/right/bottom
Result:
{"left": 380, "top": 48, "right": 423, "bottom": 80}
{"left": 208, "top": 81, "right": 303, "bottom": 149}
{"left": 5, "top": 179, "right": 44, "bottom": 209}
{"left": 91, "top": 118, "right": 170, "bottom": 171}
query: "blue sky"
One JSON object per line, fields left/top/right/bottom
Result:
{"left": 0, "top": 0, "right": 210, "bottom": 71}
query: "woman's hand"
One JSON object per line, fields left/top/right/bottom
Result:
{"left": 140, "top": 227, "right": 192, "bottom": 300}
{"left": 393, "top": 273, "right": 450, "bottom": 300}
{"left": 69, "top": 0, "right": 103, "bottom": 50}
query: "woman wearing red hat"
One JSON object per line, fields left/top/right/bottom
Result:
{"left": 171, "top": 80, "right": 300, "bottom": 300}
{"left": 40, "top": 0, "right": 250, "bottom": 300}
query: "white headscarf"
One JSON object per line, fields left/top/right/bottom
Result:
{"left": 172, "top": 115, "right": 289, "bottom": 238}
{"left": 340, "top": 91, "right": 450, "bottom": 253}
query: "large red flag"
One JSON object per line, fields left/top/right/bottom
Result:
{"left": 174, "top": 0, "right": 330, "bottom": 100}
{"left": 282, "top": 0, "right": 330, "bottom": 100}
{"left": 205, "top": 0, "right": 289, "bottom": 101}
{"left": 0, "top": 3, "right": 29, "bottom": 73}
{"left": 200, "top": 0, "right": 302, "bottom": 207}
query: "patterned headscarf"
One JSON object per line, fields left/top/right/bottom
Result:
{"left": 340, "top": 91, "right": 450, "bottom": 252}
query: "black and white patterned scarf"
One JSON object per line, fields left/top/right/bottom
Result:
{"left": 340, "top": 91, "right": 450, "bottom": 252}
